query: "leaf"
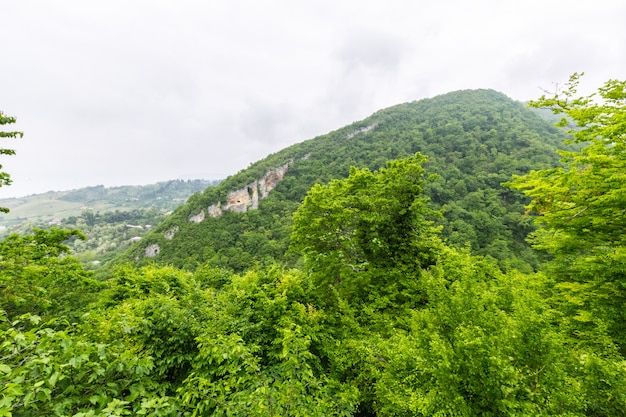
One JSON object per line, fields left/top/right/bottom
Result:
{"left": 48, "top": 371, "right": 60, "bottom": 387}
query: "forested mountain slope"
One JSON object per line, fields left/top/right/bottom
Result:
{"left": 114, "top": 89, "right": 570, "bottom": 272}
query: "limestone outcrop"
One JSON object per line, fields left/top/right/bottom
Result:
{"left": 189, "top": 210, "right": 205, "bottom": 223}
{"left": 345, "top": 123, "right": 378, "bottom": 139}
{"left": 145, "top": 243, "right": 160, "bottom": 258}
{"left": 164, "top": 226, "right": 179, "bottom": 240}
{"left": 203, "top": 163, "right": 290, "bottom": 220}
{"left": 144, "top": 163, "right": 291, "bottom": 260}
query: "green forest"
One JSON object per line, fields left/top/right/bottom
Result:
{"left": 2, "top": 75, "right": 626, "bottom": 416}
{"left": 118, "top": 88, "right": 570, "bottom": 274}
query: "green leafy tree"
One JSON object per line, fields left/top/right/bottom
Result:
{"left": 291, "top": 153, "right": 443, "bottom": 310}
{"left": 0, "top": 228, "right": 101, "bottom": 322}
{"left": 290, "top": 154, "right": 445, "bottom": 412}
{"left": 375, "top": 248, "right": 626, "bottom": 416}
{"left": 177, "top": 265, "right": 358, "bottom": 416}
{"left": 510, "top": 73, "right": 626, "bottom": 257}
{"left": 291, "top": 151, "right": 626, "bottom": 415}
{"left": 0, "top": 311, "right": 174, "bottom": 416}
{"left": 0, "top": 111, "right": 22, "bottom": 212}
{"left": 507, "top": 73, "right": 626, "bottom": 352}
{"left": 91, "top": 264, "right": 208, "bottom": 399}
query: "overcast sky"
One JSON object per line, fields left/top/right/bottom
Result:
{"left": 1, "top": 0, "right": 625, "bottom": 198}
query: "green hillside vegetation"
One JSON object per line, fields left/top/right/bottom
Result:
{"left": 4, "top": 77, "right": 626, "bottom": 416}
{"left": 116, "top": 89, "right": 570, "bottom": 272}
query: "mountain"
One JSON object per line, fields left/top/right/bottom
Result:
{"left": 111, "top": 89, "right": 571, "bottom": 272}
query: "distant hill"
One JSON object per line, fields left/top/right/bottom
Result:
{"left": 0, "top": 180, "right": 218, "bottom": 228}
{"left": 113, "top": 89, "right": 572, "bottom": 273}
{"left": 0, "top": 179, "right": 219, "bottom": 267}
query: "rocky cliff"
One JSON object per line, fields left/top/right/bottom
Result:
{"left": 143, "top": 163, "right": 290, "bottom": 258}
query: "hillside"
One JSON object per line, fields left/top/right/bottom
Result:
{"left": 113, "top": 89, "right": 571, "bottom": 272}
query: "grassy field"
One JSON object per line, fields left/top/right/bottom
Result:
{"left": 0, "top": 192, "right": 106, "bottom": 228}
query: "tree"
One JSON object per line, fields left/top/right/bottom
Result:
{"left": 0, "top": 311, "right": 174, "bottom": 416}
{"left": 290, "top": 153, "right": 443, "bottom": 309}
{"left": 507, "top": 73, "right": 626, "bottom": 352}
{"left": 0, "top": 111, "right": 22, "bottom": 212}
{"left": 374, "top": 248, "right": 626, "bottom": 416}
{"left": 0, "top": 228, "right": 100, "bottom": 322}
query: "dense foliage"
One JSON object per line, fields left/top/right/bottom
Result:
{"left": 509, "top": 73, "right": 626, "bottom": 356}
{"left": 4, "top": 80, "right": 626, "bottom": 415}
{"left": 117, "top": 89, "right": 570, "bottom": 273}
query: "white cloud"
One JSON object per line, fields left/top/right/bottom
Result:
{"left": 1, "top": 0, "right": 625, "bottom": 197}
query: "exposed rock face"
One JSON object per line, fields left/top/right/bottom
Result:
{"left": 203, "top": 163, "right": 290, "bottom": 220}
{"left": 189, "top": 210, "right": 205, "bottom": 223}
{"left": 145, "top": 243, "right": 160, "bottom": 257}
{"left": 259, "top": 163, "right": 288, "bottom": 198}
{"left": 145, "top": 163, "right": 290, "bottom": 259}
{"left": 226, "top": 186, "right": 255, "bottom": 213}
{"left": 164, "top": 226, "right": 179, "bottom": 240}
{"left": 141, "top": 149, "right": 373, "bottom": 260}
{"left": 208, "top": 202, "right": 222, "bottom": 217}
{"left": 345, "top": 123, "right": 378, "bottom": 139}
